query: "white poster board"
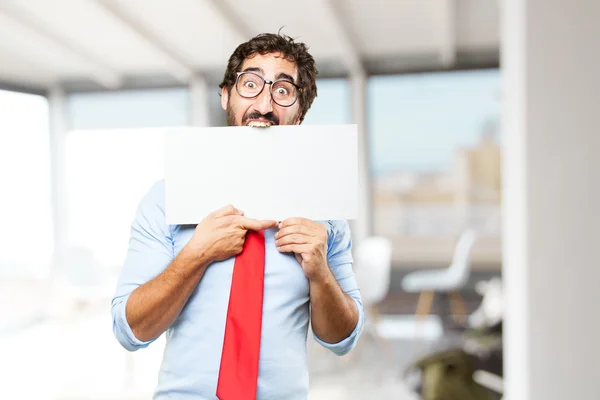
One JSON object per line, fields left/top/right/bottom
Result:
{"left": 164, "top": 124, "right": 358, "bottom": 224}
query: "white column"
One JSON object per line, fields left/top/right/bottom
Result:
{"left": 189, "top": 74, "right": 210, "bottom": 127}
{"left": 502, "top": 1, "right": 600, "bottom": 399}
{"left": 349, "top": 69, "right": 372, "bottom": 246}
{"left": 48, "top": 86, "right": 68, "bottom": 272}
{"left": 439, "top": 0, "right": 456, "bottom": 67}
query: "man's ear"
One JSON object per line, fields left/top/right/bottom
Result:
{"left": 221, "top": 87, "right": 229, "bottom": 111}
{"left": 294, "top": 113, "right": 303, "bottom": 125}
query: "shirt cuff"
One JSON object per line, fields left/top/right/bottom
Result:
{"left": 112, "top": 294, "right": 155, "bottom": 352}
{"left": 312, "top": 296, "right": 365, "bottom": 356}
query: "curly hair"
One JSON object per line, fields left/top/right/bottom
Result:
{"left": 219, "top": 32, "right": 318, "bottom": 123}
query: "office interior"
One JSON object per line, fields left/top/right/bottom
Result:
{"left": 0, "top": 1, "right": 597, "bottom": 399}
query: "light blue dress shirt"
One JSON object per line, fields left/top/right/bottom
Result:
{"left": 112, "top": 180, "right": 365, "bottom": 399}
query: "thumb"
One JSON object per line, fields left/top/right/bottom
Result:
{"left": 258, "top": 220, "right": 278, "bottom": 230}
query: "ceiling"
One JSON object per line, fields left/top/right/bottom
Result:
{"left": 0, "top": 0, "right": 499, "bottom": 93}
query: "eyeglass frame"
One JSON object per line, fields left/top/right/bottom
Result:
{"left": 234, "top": 71, "right": 303, "bottom": 107}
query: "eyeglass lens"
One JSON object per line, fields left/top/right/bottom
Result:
{"left": 236, "top": 72, "right": 298, "bottom": 106}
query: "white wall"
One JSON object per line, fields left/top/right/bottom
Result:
{"left": 503, "top": 1, "right": 600, "bottom": 399}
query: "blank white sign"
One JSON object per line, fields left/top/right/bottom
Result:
{"left": 164, "top": 125, "right": 358, "bottom": 224}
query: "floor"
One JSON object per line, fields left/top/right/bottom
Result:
{"left": 1, "top": 277, "right": 488, "bottom": 400}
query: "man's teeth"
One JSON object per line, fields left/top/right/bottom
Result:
{"left": 247, "top": 121, "right": 272, "bottom": 127}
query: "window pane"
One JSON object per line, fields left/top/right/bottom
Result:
{"left": 64, "top": 129, "right": 164, "bottom": 269}
{"left": 65, "top": 88, "right": 190, "bottom": 268}
{"left": 69, "top": 88, "right": 190, "bottom": 130}
{"left": 0, "top": 90, "right": 52, "bottom": 278}
{"left": 302, "top": 78, "right": 350, "bottom": 124}
{"left": 369, "top": 70, "right": 501, "bottom": 265}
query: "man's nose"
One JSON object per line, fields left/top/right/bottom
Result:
{"left": 253, "top": 86, "right": 273, "bottom": 114}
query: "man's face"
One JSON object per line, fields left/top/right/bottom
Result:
{"left": 221, "top": 52, "right": 302, "bottom": 127}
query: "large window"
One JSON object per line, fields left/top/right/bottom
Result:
{"left": 69, "top": 88, "right": 190, "bottom": 130}
{"left": 368, "top": 70, "right": 501, "bottom": 265}
{"left": 64, "top": 129, "right": 165, "bottom": 269}
{"left": 65, "top": 89, "right": 190, "bottom": 269}
{"left": 303, "top": 78, "right": 350, "bottom": 125}
{"left": 32, "top": 88, "right": 193, "bottom": 399}
{"left": 0, "top": 90, "right": 52, "bottom": 278}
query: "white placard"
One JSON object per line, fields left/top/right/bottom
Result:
{"left": 164, "top": 125, "right": 358, "bottom": 224}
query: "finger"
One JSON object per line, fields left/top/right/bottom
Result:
{"left": 275, "top": 224, "right": 315, "bottom": 240}
{"left": 275, "top": 233, "right": 312, "bottom": 247}
{"left": 210, "top": 204, "right": 243, "bottom": 218}
{"left": 276, "top": 243, "right": 312, "bottom": 254}
{"left": 237, "top": 216, "right": 277, "bottom": 231}
{"left": 279, "top": 217, "right": 311, "bottom": 229}
{"left": 259, "top": 220, "right": 279, "bottom": 230}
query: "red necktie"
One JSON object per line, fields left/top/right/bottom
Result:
{"left": 216, "top": 230, "right": 265, "bottom": 400}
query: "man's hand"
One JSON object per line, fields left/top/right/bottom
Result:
{"left": 275, "top": 218, "right": 329, "bottom": 282}
{"left": 187, "top": 205, "right": 277, "bottom": 264}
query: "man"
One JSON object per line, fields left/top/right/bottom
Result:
{"left": 112, "top": 33, "right": 364, "bottom": 400}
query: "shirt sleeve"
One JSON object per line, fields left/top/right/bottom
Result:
{"left": 312, "top": 220, "right": 365, "bottom": 356}
{"left": 111, "top": 180, "right": 174, "bottom": 352}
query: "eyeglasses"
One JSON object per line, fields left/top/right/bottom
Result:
{"left": 235, "top": 71, "right": 302, "bottom": 107}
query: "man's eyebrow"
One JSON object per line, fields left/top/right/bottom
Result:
{"left": 242, "top": 67, "right": 264, "bottom": 75}
{"left": 276, "top": 72, "right": 296, "bottom": 83}
{"left": 242, "top": 67, "right": 297, "bottom": 84}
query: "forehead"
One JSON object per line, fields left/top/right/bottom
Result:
{"left": 240, "top": 52, "right": 298, "bottom": 80}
